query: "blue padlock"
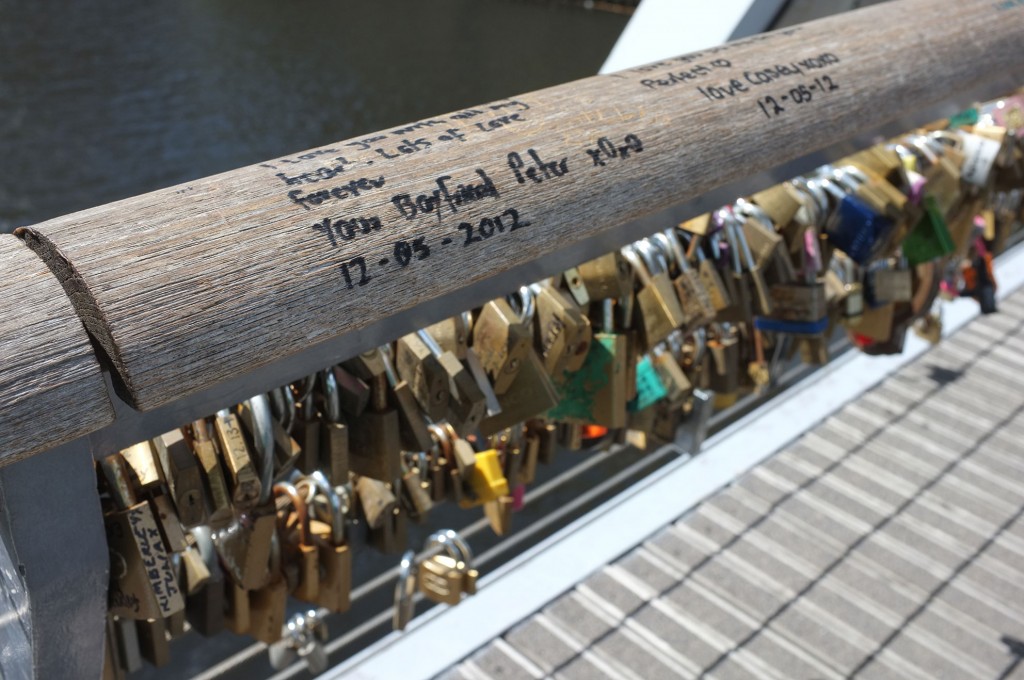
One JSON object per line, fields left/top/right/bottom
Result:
{"left": 815, "top": 176, "right": 894, "bottom": 265}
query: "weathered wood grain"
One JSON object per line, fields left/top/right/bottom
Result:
{"left": 0, "top": 237, "right": 112, "bottom": 464}
{"left": 17, "top": 0, "right": 1024, "bottom": 411}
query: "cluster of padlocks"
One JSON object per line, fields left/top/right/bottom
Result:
{"left": 97, "top": 93, "right": 1024, "bottom": 676}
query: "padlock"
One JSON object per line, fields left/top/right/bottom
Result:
{"left": 135, "top": 618, "right": 170, "bottom": 668}
{"left": 689, "top": 235, "right": 732, "bottom": 312}
{"left": 529, "top": 419, "right": 557, "bottom": 466}
{"left": 724, "top": 210, "right": 773, "bottom": 316}
{"left": 425, "top": 424, "right": 455, "bottom": 504}
{"left": 472, "top": 299, "right": 532, "bottom": 395}
{"left": 355, "top": 476, "right": 397, "bottom": 531}
{"left": 219, "top": 397, "right": 278, "bottom": 590}
{"left": 152, "top": 429, "right": 208, "bottom": 529}
{"left": 248, "top": 533, "right": 288, "bottom": 644}
{"left": 392, "top": 551, "right": 417, "bottom": 632}
{"left": 213, "top": 409, "right": 261, "bottom": 510}
{"left": 149, "top": 493, "right": 187, "bottom": 554}
{"left": 274, "top": 482, "right": 319, "bottom": 604}
{"left": 348, "top": 372, "right": 402, "bottom": 482}
{"left": 185, "top": 526, "right": 225, "bottom": 637}
{"left": 561, "top": 266, "right": 591, "bottom": 308}
{"left": 530, "top": 281, "right": 592, "bottom": 378}
{"left": 652, "top": 230, "right": 716, "bottom": 329}
{"left": 379, "top": 346, "right": 434, "bottom": 454}
{"left": 187, "top": 419, "right": 232, "bottom": 528}
{"left": 867, "top": 259, "right": 913, "bottom": 305}
{"left": 751, "top": 182, "right": 804, "bottom": 230}
{"left": 119, "top": 442, "right": 164, "bottom": 492}
{"left": 101, "top": 489, "right": 185, "bottom": 624}
{"left": 484, "top": 495, "right": 515, "bottom": 536}
{"left": 710, "top": 221, "right": 753, "bottom": 324}
{"left": 418, "top": 328, "right": 487, "bottom": 434}
{"left": 103, "top": 617, "right": 129, "bottom": 680}
{"left": 400, "top": 452, "right": 434, "bottom": 521}
{"left": 369, "top": 505, "right": 408, "bottom": 555}
{"left": 268, "top": 610, "right": 330, "bottom": 675}
{"left": 459, "top": 448, "right": 510, "bottom": 509}
{"left": 110, "top": 616, "right": 143, "bottom": 676}
{"left": 577, "top": 251, "right": 633, "bottom": 301}
{"left": 650, "top": 343, "right": 692, "bottom": 404}
{"left": 416, "top": 530, "right": 478, "bottom": 606}
{"left": 316, "top": 369, "right": 350, "bottom": 486}
{"left": 549, "top": 299, "right": 627, "bottom": 429}
{"left": 395, "top": 332, "right": 450, "bottom": 422}
{"left": 224, "top": 579, "right": 251, "bottom": 635}
{"left": 478, "top": 347, "right": 559, "bottom": 436}
{"left": 299, "top": 474, "right": 352, "bottom": 613}
{"left": 817, "top": 174, "right": 894, "bottom": 265}
{"left": 707, "top": 325, "right": 740, "bottom": 409}
{"left": 290, "top": 379, "right": 321, "bottom": 475}
{"left": 332, "top": 365, "right": 371, "bottom": 418}
{"left": 426, "top": 314, "right": 470, "bottom": 360}
{"left": 622, "top": 243, "right": 686, "bottom": 351}
{"left": 99, "top": 454, "right": 186, "bottom": 622}
{"left": 746, "top": 327, "right": 770, "bottom": 390}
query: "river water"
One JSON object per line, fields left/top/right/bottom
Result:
{"left": 0, "top": 0, "right": 628, "bottom": 233}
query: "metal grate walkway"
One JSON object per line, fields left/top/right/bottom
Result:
{"left": 439, "top": 289, "right": 1024, "bottom": 680}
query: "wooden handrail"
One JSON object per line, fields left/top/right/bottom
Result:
{"left": 0, "top": 236, "right": 113, "bottom": 463}
{"left": 12, "top": 0, "right": 1024, "bottom": 417}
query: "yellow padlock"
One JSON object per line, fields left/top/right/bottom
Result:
{"left": 459, "top": 449, "right": 509, "bottom": 508}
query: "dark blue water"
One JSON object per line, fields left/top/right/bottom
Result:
{"left": 0, "top": 0, "right": 628, "bottom": 233}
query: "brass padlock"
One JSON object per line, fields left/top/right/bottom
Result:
{"left": 418, "top": 328, "right": 486, "bottom": 435}
{"left": 274, "top": 482, "right": 319, "bottom": 604}
{"left": 416, "top": 530, "right": 478, "bottom": 606}
{"left": 472, "top": 298, "right": 532, "bottom": 395}
{"left": 530, "top": 282, "right": 592, "bottom": 378}
{"left": 400, "top": 452, "right": 434, "bottom": 521}
{"left": 150, "top": 493, "right": 187, "bottom": 554}
{"left": 550, "top": 299, "right": 628, "bottom": 428}
{"left": 708, "top": 324, "right": 740, "bottom": 409}
{"left": 348, "top": 372, "right": 402, "bottom": 482}
{"left": 99, "top": 454, "right": 185, "bottom": 621}
{"left": 136, "top": 618, "right": 170, "bottom": 667}
{"left": 304, "top": 477, "right": 353, "bottom": 613}
{"left": 479, "top": 347, "right": 559, "bottom": 436}
{"left": 577, "top": 251, "right": 633, "bottom": 301}
{"left": 379, "top": 346, "right": 434, "bottom": 454}
{"left": 653, "top": 230, "right": 716, "bottom": 329}
{"left": 290, "top": 381, "right": 322, "bottom": 475}
{"left": 369, "top": 505, "right": 408, "bottom": 555}
{"left": 622, "top": 244, "right": 686, "bottom": 351}
{"left": 395, "top": 332, "right": 450, "bottom": 422}
{"left": 317, "top": 370, "right": 350, "bottom": 486}
{"left": 561, "top": 266, "right": 591, "bottom": 307}
{"left": 332, "top": 365, "right": 371, "bottom": 418}
{"left": 248, "top": 533, "right": 288, "bottom": 644}
{"left": 426, "top": 315, "right": 470, "bottom": 360}
{"left": 187, "top": 419, "right": 232, "bottom": 528}
{"left": 152, "top": 429, "right": 208, "bottom": 529}
{"left": 119, "top": 442, "right": 164, "bottom": 491}
{"left": 184, "top": 526, "right": 225, "bottom": 637}
{"left": 355, "top": 476, "right": 397, "bottom": 531}
{"left": 212, "top": 410, "right": 261, "bottom": 511}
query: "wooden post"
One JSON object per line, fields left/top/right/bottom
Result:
{"left": 0, "top": 237, "right": 112, "bottom": 464}
{"left": 17, "top": 0, "right": 1024, "bottom": 410}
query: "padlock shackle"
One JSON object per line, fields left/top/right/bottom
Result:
{"left": 424, "top": 528, "right": 473, "bottom": 566}
{"left": 269, "top": 386, "right": 296, "bottom": 435}
{"left": 246, "top": 394, "right": 276, "bottom": 505}
{"left": 273, "top": 481, "right": 311, "bottom": 547}
{"left": 504, "top": 286, "right": 536, "bottom": 324}
{"left": 620, "top": 245, "right": 653, "bottom": 288}
{"left": 319, "top": 369, "right": 342, "bottom": 423}
{"left": 416, "top": 328, "right": 445, "bottom": 359}
{"left": 296, "top": 471, "right": 345, "bottom": 544}
{"left": 392, "top": 550, "right": 417, "bottom": 631}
